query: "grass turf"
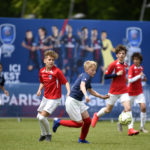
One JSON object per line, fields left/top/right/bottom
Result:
{"left": 0, "top": 118, "right": 150, "bottom": 150}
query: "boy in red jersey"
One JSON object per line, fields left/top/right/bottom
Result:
{"left": 91, "top": 45, "right": 139, "bottom": 136}
{"left": 36, "top": 50, "right": 70, "bottom": 142}
{"left": 128, "top": 52, "right": 148, "bottom": 133}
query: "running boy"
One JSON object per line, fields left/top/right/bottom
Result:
{"left": 53, "top": 61, "right": 109, "bottom": 143}
{"left": 36, "top": 50, "right": 70, "bottom": 142}
{"left": 91, "top": 45, "right": 139, "bottom": 136}
{"left": 128, "top": 52, "right": 148, "bottom": 133}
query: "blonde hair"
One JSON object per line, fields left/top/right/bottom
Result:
{"left": 44, "top": 50, "right": 58, "bottom": 59}
{"left": 84, "top": 60, "right": 97, "bottom": 71}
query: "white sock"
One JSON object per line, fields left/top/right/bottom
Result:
{"left": 140, "top": 112, "right": 146, "bottom": 128}
{"left": 127, "top": 111, "right": 133, "bottom": 129}
{"left": 38, "top": 114, "right": 51, "bottom": 135}
{"left": 97, "top": 107, "right": 106, "bottom": 117}
{"left": 37, "top": 113, "right": 47, "bottom": 136}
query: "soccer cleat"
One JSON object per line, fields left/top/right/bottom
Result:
{"left": 128, "top": 128, "right": 139, "bottom": 136}
{"left": 91, "top": 113, "right": 98, "bottom": 128}
{"left": 78, "top": 138, "right": 90, "bottom": 144}
{"left": 117, "top": 122, "right": 123, "bottom": 132}
{"left": 38, "top": 135, "right": 46, "bottom": 142}
{"left": 45, "top": 135, "right": 52, "bottom": 142}
{"left": 140, "top": 127, "right": 149, "bottom": 133}
{"left": 53, "top": 118, "right": 60, "bottom": 133}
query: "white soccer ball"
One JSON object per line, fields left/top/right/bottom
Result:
{"left": 118, "top": 112, "right": 132, "bottom": 125}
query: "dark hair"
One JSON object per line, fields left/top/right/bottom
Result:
{"left": 132, "top": 52, "right": 143, "bottom": 62}
{"left": 81, "top": 27, "right": 88, "bottom": 31}
{"left": 39, "top": 27, "right": 47, "bottom": 35}
{"left": 115, "top": 44, "right": 127, "bottom": 54}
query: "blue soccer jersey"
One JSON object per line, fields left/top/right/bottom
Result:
{"left": 69, "top": 72, "right": 92, "bottom": 101}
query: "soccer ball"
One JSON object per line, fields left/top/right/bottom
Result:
{"left": 118, "top": 112, "right": 132, "bottom": 125}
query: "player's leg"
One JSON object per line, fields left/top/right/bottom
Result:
{"left": 121, "top": 94, "right": 139, "bottom": 136}
{"left": 137, "top": 94, "right": 148, "bottom": 133}
{"left": 78, "top": 110, "right": 91, "bottom": 143}
{"left": 53, "top": 96, "right": 84, "bottom": 133}
{"left": 91, "top": 94, "right": 117, "bottom": 127}
{"left": 37, "top": 97, "right": 61, "bottom": 141}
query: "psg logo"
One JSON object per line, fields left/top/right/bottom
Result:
{"left": 126, "top": 27, "right": 142, "bottom": 47}
{"left": 0, "top": 24, "right": 16, "bottom": 44}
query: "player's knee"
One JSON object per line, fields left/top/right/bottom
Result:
{"left": 105, "top": 108, "right": 111, "bottom": 113}
{"left": 141, "top": 107, "right": 146, "bottom": 112}
{"left": 38, "top": 114, "right": 45, "bottom": 121}
{"left": 83, "top": 117, "right": 91, "bottom": 125}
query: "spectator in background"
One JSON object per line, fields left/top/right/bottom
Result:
{"left": 0, "top": 63, "right": 9, "bottom": 105}
{"left": 78, "top": 27, "right": 93, "bottom": 62}
{"left": 90, "top": 28, "right": 105, "bottom": 84}
{"left": 101, "top": 31, "right": 115, "bottom": 70}
{"left": 22, "top": 30, "right": 39, "bottom": 71}
{"left": 49, "top": 26, "right": 63, "bottom": 69}
{"left": 36, "top": 27, "right": 52, "bottom": 67}
{"left": 61, "top": 24, "right": 79, "bottom": 82}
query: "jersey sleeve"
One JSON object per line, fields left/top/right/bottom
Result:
{"left": 81, "top": 73, "right": 92, "bottom": 89}
{"left": 57, "top": 69, "right": 68, "bottom": 84}
{"left": 39, "top": 71, "right": 43, "bottom": 83}
{"left": 128, "top": 66, "right": 133, "bottom": 79}
{"left": 105, "top": 62, "right": 115, "bottom": 75}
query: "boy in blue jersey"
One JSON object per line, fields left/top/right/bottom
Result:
{"left": 53, "top": 60, "right": 109, "bottom": 143}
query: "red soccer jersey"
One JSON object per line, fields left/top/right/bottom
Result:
{"left": 105, "top": 60, "right": 128, "bottom": 94}
{"left": 128, "top": 64, "right": 143, "bottom": 96}
{"left": 39, "top": 66, "right": 67, "bottom": 99}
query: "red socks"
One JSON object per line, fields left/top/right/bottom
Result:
{"left": 60, "top": 120, "right": 83, "bottom": 128}
{"left": 59, "top": 117, "right": 91, "bottom": 140}
{"left": 80, "top": 117, "right": 91, "bottom": 140}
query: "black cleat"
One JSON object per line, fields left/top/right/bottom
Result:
{"left": 45, "top": 135, "right": 52, "bottom": 142}
{"left": 38, "top": 135, "right": 46, "bottom": 142}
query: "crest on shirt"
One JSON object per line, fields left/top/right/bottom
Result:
{"left": 49, "top": 75, "right": 52, "bottom": 79}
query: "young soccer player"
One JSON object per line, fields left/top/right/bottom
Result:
{"left": 52, "top": 61, "right": 109, "bottom": 143}
{"left": 91, "top": 45, "right": 139, "bottom": 136}
{"left": 128, "top": 52, "right": 148, "bottom": 133}
{"left": 0, "top": 63, "right": 9, "bottom": 105}
{"left": 36, "top": 50, "right": 70, "bottom": 142}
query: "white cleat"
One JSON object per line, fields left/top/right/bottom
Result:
{"left": 140, "top": 127, "right": 149, "bottom": 133}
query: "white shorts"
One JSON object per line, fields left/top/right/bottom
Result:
{"left": 129, "top": 93, "right": 146, "bottom": 105}
{"left": 65, "top": 96, "right": 89, "bottom": 122}
{"left": 37, "top": 96, "right": 61, "bottom": 114}
{"left": 107, "top": 93, "right": 130, "bottom": 105}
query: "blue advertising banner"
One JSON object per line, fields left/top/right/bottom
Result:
{"left": 0, "top": 83, "right": 150, "bottom": 120}
{"left": 0, "top": 18, "right": 150, "bottom": 84}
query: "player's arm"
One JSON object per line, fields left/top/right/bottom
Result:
{"left": 0, "top": 86, "right": 9, "bottom": 96}
{"left": 88, "top": 88, "right": 109, "bottom": 99}
{"left": 80, "top": 81, "right": 90, "bottom": 103}
{"left": 37, "top": 83, "right": 44, "bottom": 96}
{"left": 65, "top": 82, "right": 70, "bottom": 96}
{"left": 128, "top": 72, "right": 143, "bottom": 83}
{"left": 104, "top": 63, "right": 123, "bottom": 79}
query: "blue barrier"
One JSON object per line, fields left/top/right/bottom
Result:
{"left": 0, "top": 83, "right": 150, "bottom": 120}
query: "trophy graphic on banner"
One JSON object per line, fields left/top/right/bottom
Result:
{"left": 123, "top": 27, "right": 142, "bottom": 66}
{"left": 0, "top": 24, "right": 16, "bottom": 59}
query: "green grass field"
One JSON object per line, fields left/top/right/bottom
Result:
{"left": 0, "top": 118, "right": 150, "bottom": 150}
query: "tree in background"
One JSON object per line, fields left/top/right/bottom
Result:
{"left": 0, "top": 0, "right": 150, "bottom": 20}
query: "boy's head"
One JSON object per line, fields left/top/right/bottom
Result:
{"left": 25, "top": 30, "right": 33, "bottom": 39}
{"left": 84, "top": 61, "right": 97, "bottom": 77}
{"left": 0, "top": 63, "right": 2, "bottom": 72}
{"left": 44, "top": 50, "right": 58, "bottom": 68}
{"left": 132, "top": 52, "right": 143, "bottom": 66}
{"left": 115, "top": 45, "right": 127, "bottom": 62}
